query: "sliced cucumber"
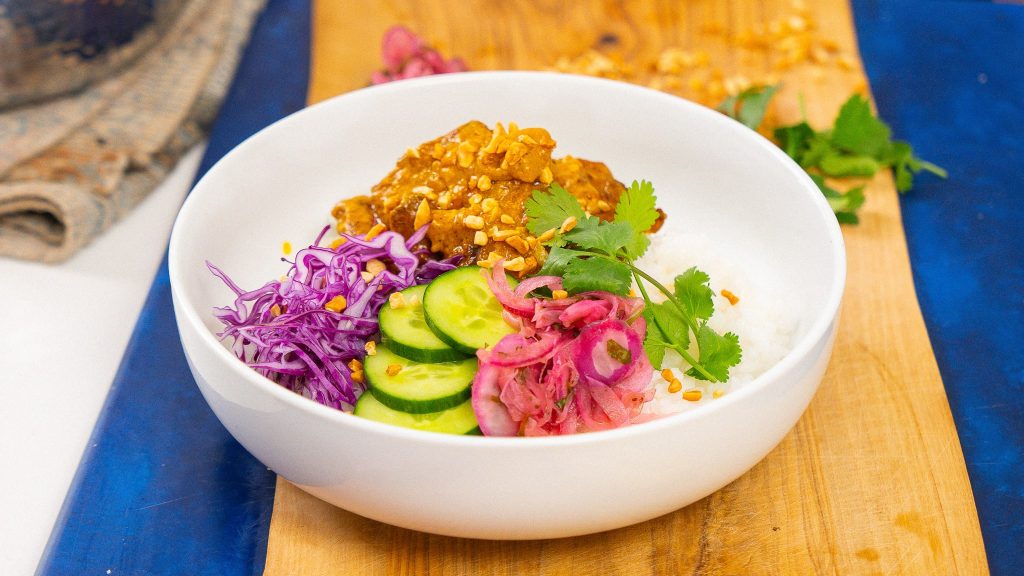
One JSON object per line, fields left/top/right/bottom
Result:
{"left": 364, "top": 345, "right": 477, "bottom": 413}
{"left": 379, "top": 284, "right": 467, "bottom": 363}
{"left": 423, "top": 267, "right": 518, "bottom": 354}
{"left": 354, "top": 392, "right": 479, "bottom": 435}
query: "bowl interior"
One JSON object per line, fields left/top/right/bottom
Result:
{"left": 171, "top": 71, "right": 843, "bottom": 423}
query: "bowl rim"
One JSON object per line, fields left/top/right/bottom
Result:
{"left": 169, "top": 70, "right": 846, "bottom": 448}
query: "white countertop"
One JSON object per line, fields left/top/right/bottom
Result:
{"left": 0, "top": 146, "right": 203, "bottom": 575}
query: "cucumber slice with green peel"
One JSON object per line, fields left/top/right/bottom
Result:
{"left": 364, "top": 345, "right": 477, "bottom": 413}
{"left": 379, "top": 285, "right": 468, "bottom": 363}
{"left": 423, "top": 267, "right": 518, "bottom": 354}
{"left": 354, "top": 392, "right": 479, "bottom": 435}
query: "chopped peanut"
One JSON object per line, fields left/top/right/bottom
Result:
{"left": 505, "top": 235, "right": 530, "bottom": 255}
{"left": 457, "top": 141, "right": 477, "bottom": 168}
{"left": 721, "top": 289, "right": 740, "bottom": 305}
{"left": 477, "top": 175, "right": 492, "bottom": 192}
{"left": 360, "top": 271, "right": 374, "bottom": 283}
{"left": 366, "top": 258, "right": 386, "bottom": 276}
{"left": 389, "top": 292, "right": 406, "bottom": 309}
{"left": 270, "top": 304, "right": 282, "bottom": 317}
{"left": 474, "top": 230, "right": 488, "bottom": 246}
{"left": 405, "top": 147, "right": 420, "bottom": 159}
{"left": 500, "top": 214, "right": 516, "bottom": 225}
{"left": 386, "top": 364, "right": 403, "bottom": 377}
{"left": 667, "top": 379, "right": 683, "bottom": 394}
{"left": 559, "top": 216, "right": 577, "bottom": 233}
{"left": 347, "top": 359, "right": 363, "bottom": 372}
{"left": 350, "top": 370, "right": 364, "bottom": 383}
{"left": 504, "top": 257, "right": 526, "bottom": 271}
{"left": 325, "top": 295, "right": 347, "bottom": 312}
{"left": 481, "top": 198, "right": 498, "bottom": 213}
{"left": 491, "top": 228, "right": 517, "bottom": 241}
{"left": 463, "top": 215, "right": 485, "bottom": 230}
{"left": 540, "top": 166, "right": 554, "bottom": 184}
{"left": 413, "top": 199, "right": 432, "bottom": 230}
{"left": 713, "top": 389, "right": 725, "bottom": 399}
{"left": 552, "top": 289, "right": 568, "bottom": 300}
{"left": 364, "top": 341, "right": 377, "bottom": 356}
{"left": 516, "top": 133, "right": 537, "bottom": 145}
{"left": 469, "top": 193, "right": 483, "bottom": 205}
{"left": 364, "top": 223, "right": 386, "bottom": 242}
{"left": 537, "top": 228, "right": 557, "bottom": 243}
{"left": 683, "top": 389, "right": 703, "bottom": 402}
{"left": 661, "top": 368, "right": 675, "bottom": 382}
{"left": 483, "top": 123, "right": 505, "bottom": 153}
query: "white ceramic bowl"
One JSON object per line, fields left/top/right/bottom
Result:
{"left": 169, "top": 71, "right": 845, "bottom": 540}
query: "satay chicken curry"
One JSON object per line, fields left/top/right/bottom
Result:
{"left": 331, "top": 120, "right": 659, "bottom": 275}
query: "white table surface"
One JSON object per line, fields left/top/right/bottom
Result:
{"left": 0, "top": 146, "right": 204, "bottom": 575}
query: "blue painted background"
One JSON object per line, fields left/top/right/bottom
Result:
{"left": 854, "top": 2, "right": 1023, "bottom": 573}
{"left": 39, "top": 0, "right": 1022, "bottom": 574}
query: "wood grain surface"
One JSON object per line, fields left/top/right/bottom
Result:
{"left": 265, "top": 1, "right": 989, "bottom": 573}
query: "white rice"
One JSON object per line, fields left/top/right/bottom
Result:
{"left": 636, "top": 231, "right": 798, "bottom": 416}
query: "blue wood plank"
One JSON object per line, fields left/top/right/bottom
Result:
{"left": 853, "top": 2, "right": 1024, "bottom": 574}
{"left": 36, "top": 0, "right": 309, "bottom": 573}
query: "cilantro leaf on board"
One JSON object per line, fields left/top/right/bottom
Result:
{"left": 774, "top": 121, "right": 815, "bottom": 162}
{"left": 614, "top": 180, "right": 660, "bottom": 259}
{"left": 726, "top": 89, "right": 946, "bottom": 223}
{"left": 831, "top": 94, "right": 892, "bottom": 157}
{"left": 685, "top": 327, "right": 742, "bottom": 382}
{"left": 717, "top": 84, "right": 780, "bottom": 130}
{"left": 810, "top": 174, "right": 865, "bottom": 225}
{"left": 885, "top": 141, "right": 949, "bottom": 193}
{"left": 798, "top": 132, "right": 838, "bottom": 169}
{"left": 819, "top": 154, "right": 881, "bottom": 178}
{"left": 674, "top": 267, "right": 715, "bottom": 323}
{"left": 562, "top": 257, "right": 632, "bottom": 295}
{"left": 525, "top": 184, "right": 586, "bottom": 236}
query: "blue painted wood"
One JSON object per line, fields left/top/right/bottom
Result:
{"left": 853, "top": 2, "right": 1024, "bottom": 574}
{"left": 36, "top": 0, "right": 309, "bottom": 573}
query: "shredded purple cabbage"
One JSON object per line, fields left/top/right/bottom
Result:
{"left": 208, "top": 225, "right": 458, "bottom": 410}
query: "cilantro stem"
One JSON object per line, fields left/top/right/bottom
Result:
{"left": 630, "top": 268, "right": 718, "bottom": 383}
{"left": 589, "top": 251, "right": 702, "bottom": 337}
{"left": 628, "top": 265, "right": 702, "bottom": 336}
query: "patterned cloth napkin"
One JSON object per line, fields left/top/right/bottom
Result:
{"left": 0, "top": 0, "right": 264, "bottom": 263}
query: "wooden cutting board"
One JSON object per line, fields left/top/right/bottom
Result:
{"left": 264, "top": 1, "right": 989, "bottom": 573}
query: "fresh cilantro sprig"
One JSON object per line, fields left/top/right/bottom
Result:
{"left": 718, "top": 88, "right": 947, "bottom": 224}
{"left": 528, "top": 181, "right": 742, "bottom": 382}
{"left": 775, "top": 94, "right": 947, "bottom": 192}
{"left": 717, "top": 84, "right": 780, "bottom": 130}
